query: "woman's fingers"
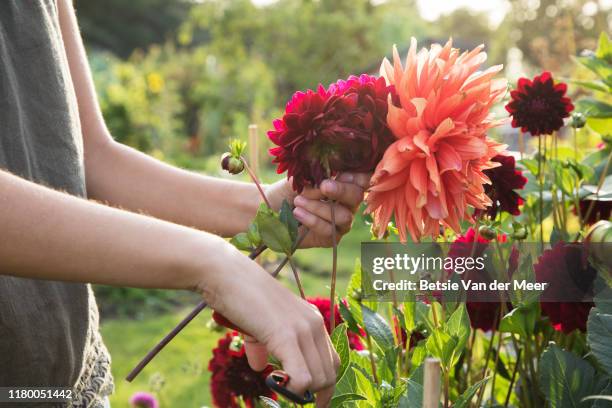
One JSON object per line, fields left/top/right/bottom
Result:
{"left": 293, "top": 196, "right": 353, "bottom": 233}
{"left": 244, "top": 336, "right": 269, "bottom": 372}
{"left": 293, "top": 207, "right": 336, "bottom": 238}
{"left": 320, "top": 179, "right": 366, "bottom": 210}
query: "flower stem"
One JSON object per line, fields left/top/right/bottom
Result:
{"left": 538, "top": 136, "right": 545, "bottom": 250}
{"left": 241, "top": 155, "right": 272, "bottom": 209}
{"left": 503, "top": 348, "right": 522, "bottom": 407}
{"left": 288, "top": 256, "right": 306, "bottom": 299}
{"left": 365, "top": 331, "right": 379, "bottom": 384}
{"left": 329, "top": 199, "right": 339, "bottom": 330}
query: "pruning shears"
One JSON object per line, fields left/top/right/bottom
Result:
{"left": 265, "top": 370, "right": 316, "bottom": 405}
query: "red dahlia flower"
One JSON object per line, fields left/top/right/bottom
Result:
{"left": 477, "top": 154, "right": 527, "bottom": 218}
{"left": 208, "top": 332, "right": 275, "bottom": 408}
{"left": 535, "top": 242, "right": 596, "bottom": 333}
{"left": 505, "top": 71, "right": 574, "bottom": 136}
{"left": 577, "top": 199, "right": 612, "bottom": 225}
{"left": 268, "top": 74, "right": 396, "bottom": 192}
{"left": 307, "top": 297, "right": 364, "bottom": 350}
{"left": 448, "top": 228, "right": 518, "bottom": 332}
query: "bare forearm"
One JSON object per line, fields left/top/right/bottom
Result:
{"left": 85, "top": 140, "right": 267, "bottom": 236}
{"left": 0, "top": 170, "right": 233, "bottom": 292}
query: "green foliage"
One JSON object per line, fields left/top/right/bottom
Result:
{"left": 331, "top": 323, "right": 351, "bottom": 381}
{"left": 587, "top": 307, "right": 612, "bottom": 376}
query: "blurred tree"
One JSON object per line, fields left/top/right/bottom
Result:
{"left": 499, "top": 0, "right": 610, "bottom": 73}
{"left": 75, "top": 0, "right": 192, "bottom": 57}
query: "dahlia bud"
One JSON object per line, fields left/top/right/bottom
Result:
{"left": 584, "top": 220, "right": 612, "bottom": 273}
{"left": 228, "top": 335, "right": 245, "bottom": 356}
{"left": 221, "top": 153, "right": 244, "bottom": 175}
{"left": 571, "top": 112, "right": 587, "bottom": 129}
{"left": 512, "top": 222, "right": 528, "bottom": 240}
{"left": 478, "top": 225, "right": 497, "bottom": 240}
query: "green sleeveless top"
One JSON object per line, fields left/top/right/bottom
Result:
{"left": 0, "top": 1, "right": 113, "bottom": 406}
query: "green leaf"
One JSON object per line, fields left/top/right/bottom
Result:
{"left": 255, "top": 207, "right": 292, "bottom": 255}
{"left": 447, "top": 304, "right": 470, "bottom": 351}
{"left": 362, "top": 305, "right": 394, "bottom": 351}
{"left": 334, "top": 362, "right": 357, "bottom": 397}
{"left": 246, "top": 222, "right": 261, "bottom": 247}
{"left": 338, "top": 300, "right": 361, "bottom": 335}
{"left": 520, "top": 158, "right": 540, "bottom": 176}
{"left": 576, "top": 98, "right": 612, "bottom": 119}
{"left": 230, "top": 232, "right": 252, "bottom": 251}
{"left": 539, "top": 344, "right": 596, "bottom": 408}
{"left": 279, "top": 199, "right": 298, "bottom": 246}
{"left": 410, "top": 343, "right": 427, "bottom": 371}
{"left": 402, "top": 302, "right": 416, "bottom": 333}
{"left": 587, "top": 308, "right": 612, "bottom": 376}
{"left": 330, "top": 393, "right": 366, "bottom": 407}
{"left": 596, "top": 32, "right": 612, "bottom": 60}
{"left": 426, "top": 328, "right": 457, "bottom": 368}
{"left": 331, "top": 323, "right": 350, "bottom": 381}
{"left": 454, "top": 376, "right": 491, "bottom": 408}
{"left": 499, "top": 303, "right": 537, "bottom": 338}
{"left": 399, "top": 379, "right": 423, "bottom": 408}
{"left": 259, "top": 396, "right": 281, "bottom": 408}
{"left": 571, "top": 79, "right": 610, "bottom": 93}
{"left": 353, "top": 366, "right": 378, "bottom": 404}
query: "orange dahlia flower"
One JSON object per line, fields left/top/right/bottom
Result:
{"left": 366, "top": 38, "right": 508, "bottom": 242}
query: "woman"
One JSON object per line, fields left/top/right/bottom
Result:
{"left": 0, "top": 1, "right": 368, "bottom": 406}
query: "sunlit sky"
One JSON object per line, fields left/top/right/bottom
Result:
{"left": 251, "top": 0, "right": 612, "bottom": 28}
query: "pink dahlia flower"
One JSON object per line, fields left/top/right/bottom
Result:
{"left": 366, "top": 39, "right": 508, "bottom": 242}
{"left": 129, "top": 392, "right": 159, "bottom": 408}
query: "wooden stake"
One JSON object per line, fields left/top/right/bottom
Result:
{"left": 248, "top": 124, "right": 259, "bottom": 177}
{"left": 423, "top": 358, "right": 442, "bottom": 408}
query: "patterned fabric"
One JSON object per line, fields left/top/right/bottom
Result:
{"left": 70, "top": 287, "right": 114, "bottom": 408}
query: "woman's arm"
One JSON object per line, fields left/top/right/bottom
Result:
{"left": 0, "top": 168, "right": 338, "bottom": 401}
{"left": 59, "top": 0, "right": 366, "bottom": 243}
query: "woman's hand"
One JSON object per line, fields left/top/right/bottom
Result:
{"left": 200, "top": 241, "right": 339, "bottom": 407}
{"left": 266, "top": 172, "right": 371, "bottom": 248}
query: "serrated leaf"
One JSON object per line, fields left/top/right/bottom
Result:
{"left": 353, "top": 366, "right": 378, "bottom": 404}
{"left": 246, "top": 222, "right": 261, "bottom": 247}
{"left": 279, "top": 199, "right": 298, "bottom": 246}
{"left": 426, "top": 329, "right": 457, "bottom": 368}
{"left": 255, "top": 208, "right": 292, "bottom": 255}
{"left": 499, "top": 304, "right": 537, "bottom": 338}
{"left": 338, "top": 300, "right": 361, "bottom": 335}
{"left": 587, "top": 308, "right": 612, "bottom": 375}
{"left": 230, "top": 232, "right": 252, "bottom": 251}
{"left": 447, "top": 304, "right": 470, "bottom": 350}
{"left": 411, "top": 343, "right": 427, "bottom": 372}
{"left": 259, "top": 396, "right": 281, "bottom": 408}
{"left": 539, "top": 344, "right": 596, "bottom": 408}
{"left": 403, "top": 302, "right": 416, "bottom": 333}
{"left": 331, "top": 323, "right": 350, "bottom": 381}
{"left": 330, "top": 393, "right": 366, "bottom": 407}
{"left": 362, "top": 305, "right": 394, "bottom": 351}
{"left": 454, "top": 376, "right": 490, "bottom": 408}
{"left": 577, "top": 98, "right": 612, "bottom": 119}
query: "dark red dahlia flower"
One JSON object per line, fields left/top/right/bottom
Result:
{"left": 535, "top": 242, "right": 596, "bottom": 333}
{"left": 505, "top": 72, "right": 574, "bottom": 136}
{"left": 307, "top": 297, "right": 364, "bottom": 350}
{"left": 447, "top": 228, "right": 518, "bottom": 332}
{"left": 477, "top": 155, "right": 527, "bottom": 218}
{"left": 576, "top": 199, "right": 612, "bottom": 225}
{"left": 269, "top": 74, "right": 397, "bottom": 192}
{"left": 208, "top": 332, "right": 275, "bottom": 408}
